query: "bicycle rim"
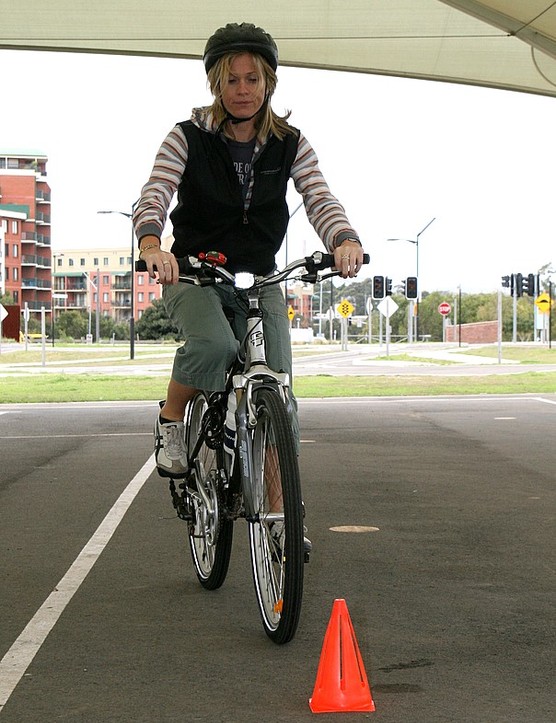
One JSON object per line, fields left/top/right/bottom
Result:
{"left": 248, "top": 388, "right": 304, "bottom": 644}
{"left": 186, "top": 393, "right": 233, "bottom": 590}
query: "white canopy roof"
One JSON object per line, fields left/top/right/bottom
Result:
{"left": 1, "top": 1, "right": 555, "bottom": 97}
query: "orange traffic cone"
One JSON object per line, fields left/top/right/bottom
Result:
{"left": 309, "top": 599, "right": 375, "bottom": 714}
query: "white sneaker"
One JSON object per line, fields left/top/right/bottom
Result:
{"left": 154, "top": 413, "right": 188, "bottom": 478}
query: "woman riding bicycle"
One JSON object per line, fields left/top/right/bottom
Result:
{"left": 132, "top": 22, "right": 366, "bottom": 545}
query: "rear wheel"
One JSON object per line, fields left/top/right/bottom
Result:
{"left": 185, "top": 392, "right": 233, "bottom": 590}
{"left": 248, "top": 388, "right": 304, "bottom": 644}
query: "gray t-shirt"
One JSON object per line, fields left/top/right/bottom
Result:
{"left": 226, "top": 137, "right": 256, "bottom": 200}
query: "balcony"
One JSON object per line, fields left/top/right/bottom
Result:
{"left": 35, "top": 189, "right": 51, "bottom": 203}
{"left": 24, "top": 300, "right": 52, "bottom": 311}
{"left": 35, "top": 212, "right": 51, "bottom": 225}
{"left": 22, "top": 277, "right": 52, "bottom": 290}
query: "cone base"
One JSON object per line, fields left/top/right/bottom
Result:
{"left": 309, "top": 697, "right": 375, "bottom": 713}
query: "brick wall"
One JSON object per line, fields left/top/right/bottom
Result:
{"left": 446, "top": 320, "right": 498, "bottom": 344}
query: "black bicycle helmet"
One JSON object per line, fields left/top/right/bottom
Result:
{"left": 203, "top": 22, "right": 278, "bottom": 73}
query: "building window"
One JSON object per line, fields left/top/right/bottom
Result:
{"left": 138, "top": 292, "right": 144, "bottom": 302}
{"left": 13, "top": 244, "right": 18, "bottom": 257}
{"left": 149, "top": 292, "right": 156, "bottom": 301}
{"left": 68, "top": 258, "right": 74, "bottom": 266}
{"left": 103, "top": 292, "right": 109, "bottom": 302}
{"left": 11, "top": 220, "right": 18, "bottom": 234}
{"left": 93, "top": 257, "right": 99, "bottom": 266}
{"left": 103, "top": 257, "right": 109, "bottom": 266}
{"left": 119, "top": 257, "right": 125, "bottom": 265}
{"left": 137, "top": 275, "right": 144, "bottom": 285}
{"left": 103, "top": 275, "right": 109, "bottom": 285}
{"left": 80, "top": 258, "right": 86, "bottom": 266}
{"left": 13, "top": 268, "right": 18, "bottom": 281}
{"left": 1, "top": 220, "right": 6, "bottom": 231}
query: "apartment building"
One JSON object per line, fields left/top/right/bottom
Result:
{"left": 1, "top": 150, "right": 161, "bottom": 327}
{"left": 53, "top": 248, "right": 161, "bottom": 322}
{"left": 0, "top": 150, "right": 51, "bottom": 314}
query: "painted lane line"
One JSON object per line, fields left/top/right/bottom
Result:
{"left": 536, "top": 396, "right": 556, "bottom": 406}
{"left": 3, "top": 432, "right": 152, "bottom": 440}
{"left": 0, "top": 454, "right": 156, "bottom": 711}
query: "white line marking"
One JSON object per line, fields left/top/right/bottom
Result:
{"left": 2, "top": 433, "right": 151, "bottom": 440}
{"left": 0, "top": 454, "right": 156, "bottom": 711}
{"left": 536, "top": 397, "right": 556, "bottom": 406}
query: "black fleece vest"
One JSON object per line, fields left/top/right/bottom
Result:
{"left": 169, "top": 121, "right": 300, "bottom": 275}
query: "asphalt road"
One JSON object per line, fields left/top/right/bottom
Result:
{"left": 0, "top": 396, "right": 555, "bottom": 722}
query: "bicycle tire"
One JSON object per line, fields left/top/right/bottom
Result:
{"left": 185, "top": 392, "right": 233, "bottom": 590}
{"left": 247, "top": 387, "right": 304, "bottom": 644}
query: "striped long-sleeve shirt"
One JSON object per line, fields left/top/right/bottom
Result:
{"left": 133, "top": 107, "right": 360, "bottom": 252}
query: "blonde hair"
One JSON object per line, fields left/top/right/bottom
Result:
{"left": 207, "top": 53, "right": 294, "bottom": 141}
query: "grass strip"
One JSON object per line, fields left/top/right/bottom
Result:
{"left": 1, "top": 372, "right": 554, "bottom": 404}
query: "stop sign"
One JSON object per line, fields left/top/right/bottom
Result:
{"left": 438, "top": 301, "right": 451, "bottom": 316}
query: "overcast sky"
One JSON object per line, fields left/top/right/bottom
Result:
{"left": 2, "top": 48, "right": 555, "bottom": 294}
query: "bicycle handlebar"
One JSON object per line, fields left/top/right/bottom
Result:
{"left": 135, "top": 250, "right": 370, "bottom": 287}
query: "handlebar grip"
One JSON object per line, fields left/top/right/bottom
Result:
{"left": 135, "top": 256, "right": 197, "bottom": 274}
{"left": 311, "top": 252, "right": 370, "bottom": 271}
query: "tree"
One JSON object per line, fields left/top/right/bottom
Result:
{"left": 0, "top": 292, "right": 15, "bottom": 305}
{"left": 135, "top": 299, "right": 180, "bottom": 340}
{"left": 56, "top": 310, "right": 88, "bottom": 340}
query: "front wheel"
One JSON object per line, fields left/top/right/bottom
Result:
{"left": 248, "top": 388, "right": 304, "bottom": 644}
{"left": 185, "top": 392, "right": 233, "bottom": 590}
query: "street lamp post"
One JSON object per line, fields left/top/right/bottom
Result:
{"left": 387, "top": 217, "right": 436, "bottom": 342}
{"left": 97, "top": 209, "right": 135, "bottom": 359}
{"left": 82, "top": 270, "right": 100, "bottom": 343}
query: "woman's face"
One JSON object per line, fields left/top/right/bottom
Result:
{"left": 221, "top": 53, "right": 266, "bottom": 119}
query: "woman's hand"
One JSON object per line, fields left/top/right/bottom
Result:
{"left": 139, "top": 240, "right": 179, "bottom": 284}
{"left": 333, "top": 240, "right": 365, "bottom": 279}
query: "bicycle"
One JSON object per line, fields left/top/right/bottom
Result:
{"left": 137, "top": 249, "right": 368, "bottom": 643}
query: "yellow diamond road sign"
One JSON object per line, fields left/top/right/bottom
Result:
{"left": 535, "top": 293, "right": 552, "bottom": 313}
{"left": 337, "top": 299, "right": 355, "bottom": 318}
{"left": 287, "top": 305, "right": 295, "bottom": 320}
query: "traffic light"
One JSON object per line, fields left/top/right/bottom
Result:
{"left": 501, "top": 274, "right": 514, "bottom": 296}
{"left": 404, "top": 276, "right": 418, "bottom": 300}
{"left": 511, "top": 272, "right": 538, "bottom": 298}
{"left": 514, "top": 273, "right": 523, "bottom": 297}
{"left": 386, "top": 277, "right": 392, "bottom": 296}
{"left": 372, "top": 275, "right": 385, "bottom": 299}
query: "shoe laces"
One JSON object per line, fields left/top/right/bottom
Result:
{"left": 161, "top": 422, "right": 186, "bottom": 460}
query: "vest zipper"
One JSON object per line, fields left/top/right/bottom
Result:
{"left": 243, "top": 210, "right": 248, "bottom": 224}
